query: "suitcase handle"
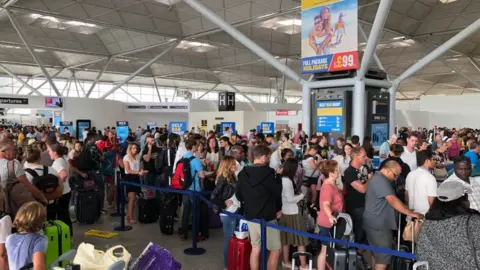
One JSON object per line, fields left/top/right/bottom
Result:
{"left": 291, "top": 252, "right": 313, "bottom": 270}
{"left": 413, "top": 261, "right": 428, "bottom": 270}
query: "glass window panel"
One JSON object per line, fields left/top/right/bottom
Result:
{"left": 39, "top": 89, "right": 51, "bottom": 96}
{"left": 127, "top": 85, "right": 141, "bottom": 94}
{"left": 140, "top": 95, "right": 152, "bottom": 102}
{"left": 114, "top": 92, "right": 127, "bottom": 102}
{"left": 141, "top": 87, "right": 153, "bottom": 95}
{"left": 0, "top": 86, "right": 12, "bottom": 94}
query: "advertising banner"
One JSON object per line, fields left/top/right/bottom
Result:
{"left": 59, "top": 121, "right": 73, "bottom": 136}
{"left": 77, "top": 120, "right": 91, "bottom": 141}
{"left": 316, "top": 100, "right": 343, "bottom": 133}
{"left": 260, "top": 122, "right": 275, "bottom": 134}
{"left": 116, "top": 121, "right": 129, "bottom": 143}
{"left": 301, "top": 0, "right": 358, "bottom": 74}
{"left": 220, "top": 122, "right": 236, "bottom": 137}
{"left": 371, "top": 123, "right": 388, "bottom": 150}
{"left": 53, "top": 111, "right": 62, "bottom": 128}
{"left": 169, "top": 121, "right": 187, "bottom": 135}
{"left": 145, "top": 122, "right": 157, "bottom": 130}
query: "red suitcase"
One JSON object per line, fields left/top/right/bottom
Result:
{"left": 228, "top": 237, "right": 252, "bottom": 270}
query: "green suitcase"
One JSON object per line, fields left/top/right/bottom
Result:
{"left": 43, "top": 220, "right": 71, "bottom": 267}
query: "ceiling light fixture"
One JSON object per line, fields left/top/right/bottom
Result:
{"left": 277, "top": 19, "right": 302, "bottom": 26}
{"left": 65, "top": 21, "right": 97, "bottom": 28}
{"left": 392, "top": 36, "right": 405, "bottom": 40}
{"left": 439, "top": 0, "right": 457, "bottom": 3}
{"left": 42, "top": 16, "right": 60, "bottom": 23}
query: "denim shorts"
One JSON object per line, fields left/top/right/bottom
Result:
{"left": 318, "top": 226, "right": 332, "bottom": 245}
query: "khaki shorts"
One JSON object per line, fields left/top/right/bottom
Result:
{"left": 246, "top": 220, "right": 281, "bottom": 251}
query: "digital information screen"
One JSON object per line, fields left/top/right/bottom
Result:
{"left": 316, "top": 100, "right": 343, "bottom": 133}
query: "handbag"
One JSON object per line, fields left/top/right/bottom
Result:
{"left": 73, "top": 243, "right": 131, "bottom": 270}
{"left": 402, "top": 217, "right": 423, "bottom": 242}
{"left": 467, "top": 215, "right": 480, "bottom": 269}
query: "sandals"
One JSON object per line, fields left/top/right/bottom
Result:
{"left": 127, "top": 217, "right": 137, "bottom": 224}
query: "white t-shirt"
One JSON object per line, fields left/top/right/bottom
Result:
{"left": 269, "top": 151, "right": 281, "bottom": 170}
{"left": 401, "top": 147, "right": 417, "bottom": 171}
{"left": 51, "top": 157, "right": 71, "bottom": 194}
{"left": 0, "top": 215, "right": 12, "bottom": 244}
{"left": 24, "top": 163, "right": 59, "bottom": 183}
{"left": 0, "top": 159, "right": 25, "bottom": 188}
{"left": 405, "top": 167, "right": 437, "bottom": 215}
{"left": 235, "top": 160, "right": 245, "bottom": 177}
{"left": 123, "top": 155, "right": 140, "bottom": 174}
{"left": 302, "top": 157, "right": 320, "bottom": 178}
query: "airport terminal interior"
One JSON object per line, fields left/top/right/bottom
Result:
{"left": 0, "top": 0, "right": 478, "bottom": 269}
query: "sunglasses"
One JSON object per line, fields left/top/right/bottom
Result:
{"left": 389, "top": 169, "right": 399, "bottom": 179}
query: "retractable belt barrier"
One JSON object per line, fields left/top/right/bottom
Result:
{"left": 116, "top": 180, "right": 416, "bottom": 269}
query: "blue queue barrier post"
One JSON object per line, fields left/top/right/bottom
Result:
{"left": 114, "top": 182, "right": 132, "bottom": 232}
{"left": 260, "top": 219, "right": 267, "bottom": 270}
{"left": 184, "top": 190, "right": 206, "bottom": 255}
{"left": 110, "top": 174, "right": 123, "bottom": 217}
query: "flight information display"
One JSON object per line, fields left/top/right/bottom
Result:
{"left": 316, "top": 100, "right": 343, "bottom": 133}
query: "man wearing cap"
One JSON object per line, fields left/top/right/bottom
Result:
{"left": 444, "top": 156, "right": 480, "bottom": 211}
{"left": 363, "top": 160, "right": 421, "bottom": 270}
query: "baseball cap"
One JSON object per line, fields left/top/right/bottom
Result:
{"left": 437, "top": 181, "right": 472, "bottom": 202}
{"left": 442, "top": 136, "right": 448, "bottom": 142}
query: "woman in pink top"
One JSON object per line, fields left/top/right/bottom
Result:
{"left": 447, "top": 135, "right": 460, "bottom": 159}
{"left": 317, "top": 160, "right": 344, "bottom": 270}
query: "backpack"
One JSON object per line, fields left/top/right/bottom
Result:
{"left": 171, "top": 156, "right": 195, "bottom": 190}
{"left": 77, "top": 145, "right": 95, "bottom": 171}
{"left": 25, "top": 167, "right": 62, "bottom": 200}
{"left": 154, "top": 148, "right": 167, "bottom": 173}
{"left": 4, "top": 160, "right": 36, "bottom": 216}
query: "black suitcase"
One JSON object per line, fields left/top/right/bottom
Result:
{"left": 326, "top": 221, "right": 357, "bottom": 270}
{"left": 159, "top": 214, "right": 175, "bottom": 235}
{"left": 137, "top": 198, "right": 158, "bottom": 224}
{"left": 76, "top": 189, "right": 100, "bottom": 224}
{"left": 390, "top": 213, "right": 415, "bottom": 270}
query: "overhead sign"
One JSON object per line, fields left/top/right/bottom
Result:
{"left": 220, "top": 122, "right": 236, "bottom": 137}
{"left": 371, "top": 123, "right": 388, "bottom": 149}
{"left": 145, "top": 122, "right": 157, "bottom": 130}
{"left": 0, "top": 97, "right": 28, "bottom": 105}
{"left": 169, "top": 121, "right": 187, "bottom": 135}
{"left": 301, "top": 0, "right": 359, "bottom": 74}
{"left": 218, "top": 92, "right": 235, "bottom": 111}
{"left": 276, "top": 110, "right": 298, "bottom": 116}
{"left": 316, "top": 100, "right": 343, "bottom": 133}
{"left": 116, "top": 121, "right": 129, "bottom": 143}
{"left": 125, "top": 103, "right": 189, "bottom": 113}
{"left": 260, "top": 122, "right": 275, "bottom": 134}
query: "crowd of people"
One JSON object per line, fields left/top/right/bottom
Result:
{"left": 0, "top": 124, "right": 478, "bottom": 270}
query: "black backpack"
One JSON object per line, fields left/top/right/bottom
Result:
{"left": 77, "top": 145, "right": 95, "bottom": 171}
{"left": 25, "top": 167, "right": 62, "bottom": 200}
{"left": 154, "top": 148, "right": 167, "bottom": 173}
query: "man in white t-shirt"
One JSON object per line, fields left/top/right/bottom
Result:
{"left": 405, "top": 151, "right": 437, "bottom": 214}
{"left": 401, "top": 134, "right": 418, "bottom": 171}
{"left": 231, "top": 145, "right": 246, "bottom": 177}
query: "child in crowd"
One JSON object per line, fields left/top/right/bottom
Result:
{"left": 6, "top": 202, "right": 48, "bottom": 270}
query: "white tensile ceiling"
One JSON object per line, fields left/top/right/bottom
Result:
{"left": 0, "top": 0, "right": 477, "bottom": 99}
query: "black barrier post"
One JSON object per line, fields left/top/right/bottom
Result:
{"left": 184, "top": 190, "right": 206, "bottom": 255}
{"left": 114, "top": 182, "right": 132, "bottom": 231}
{"left": 110, "top": 175, "right": 123, "bottom": 217}
{"left": 260, "top": 219, "right": 267, "bottom": 270}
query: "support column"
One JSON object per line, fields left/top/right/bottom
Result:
{"left": 302, "top": 83, "right": 311, "bottom": 136}
{"left": 388, "top": 84, "right": 398, "bottom": 136}
{"left": 353, "top": 79, "right": 366, "bottom": 140}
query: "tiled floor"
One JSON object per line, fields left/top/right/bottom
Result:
{"left": 72, "top": 213, "right": 225, "bottom": 270}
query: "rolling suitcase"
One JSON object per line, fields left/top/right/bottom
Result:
{"left": 159, "top": 214, "right": 175, "bottom": 235}
{"left": 391, "top": 213, "right": 415, "bottom": 270}
{"left": 43, "top": 220, "right": 71, "bottom": 267}
{"left": 159, "top": 191, "right": 177, "bottom": 235}
{"left": 291, "top": 251, "right": 313, "bottom": 270}
{"left": 326, "top": 223, "right": 357, "bottom": 270}
{"left": 227, "top": 236, "right": 251, "bottom": 270}
{"left": 138, "top": 197, "right": 158, "bottom": 224}
{"left": 76, "top": 189, "right": 100, "bottom": 224}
